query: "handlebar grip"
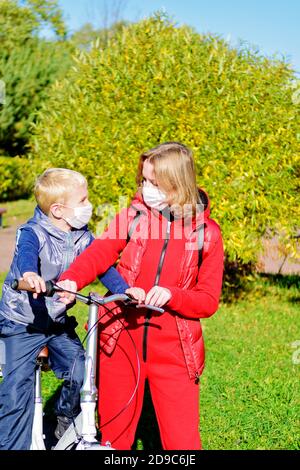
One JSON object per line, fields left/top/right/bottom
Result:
{"left": 11, "top": 279, "right": 55, "bottom": 296}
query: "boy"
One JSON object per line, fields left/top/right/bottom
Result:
{"left": 0, "top": 168, "right": 138, "bottom": 450}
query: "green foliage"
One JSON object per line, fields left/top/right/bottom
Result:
{"left": 24, "top": 0, "right": 67, "bottom": 38}
{"left": 0, "top": 0, "right": 70, "bottom": 154}
{"left": 0, "top": 0, "right": 37, "bottom": 49}
{"left": 30, "top": 14, "right": 300, "bottom": 264}
{"left": 0, "top": 0, "right": 66, "bottom": 46}
{"left": 0, "top": 156, "right": 35, "bottom": 201}
{"left": 0, "top": 39, "right": 72, "bottom": 154}
{"left": 222, "top": 257, "right": 256, "bottom": 302}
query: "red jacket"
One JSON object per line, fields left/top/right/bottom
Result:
{"left": 60, "top": 189, "right": 224, "bottom": 381}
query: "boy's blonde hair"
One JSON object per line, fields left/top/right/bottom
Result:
{"left": 136, "top": 142, "right": 200, "bottom": 216}
{"left": 34, "top": 168, "right": 87, "bottom": 214}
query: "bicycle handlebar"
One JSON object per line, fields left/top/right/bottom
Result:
{"left": 11, "top": 278, "right": 54, "bottom": 296}
{"left": 11, "top": 279, "right": 164, "bottom": 313}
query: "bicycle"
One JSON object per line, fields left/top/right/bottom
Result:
{"left": 11, "top": 278, "right": 164, "bottom": 450}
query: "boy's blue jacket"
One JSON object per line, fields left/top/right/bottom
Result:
{"left": 0, "top": 206, "right": 128, "bottom": 331}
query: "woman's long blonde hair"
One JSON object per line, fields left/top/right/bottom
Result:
{"left": 136, "top": 142, "right": 200, "bottom": 216}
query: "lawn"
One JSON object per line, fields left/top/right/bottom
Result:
{"left": 1, "top": 271, "right": 299, "bottom": 449}
{"left": 200, "top": 274, "right": 300, "bottom": 450}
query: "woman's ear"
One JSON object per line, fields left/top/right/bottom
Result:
{"left": 49, "top": 203, "right": 64, "bottom": 220}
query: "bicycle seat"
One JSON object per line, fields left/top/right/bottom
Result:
{"left": 37, "top": 346, "right": 49, "bottom": 358}
{"left": 36, "top": 346, "right": 50, "bottom": 371}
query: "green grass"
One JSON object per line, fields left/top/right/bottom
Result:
{"left": 1, "top": 273, "right": 299, "bottom": 449}
{"left": 200, "top": 275, "right": 300, "bottom": 450}
{"left": 0, "top": 198, "right": 36, "bottom": 228}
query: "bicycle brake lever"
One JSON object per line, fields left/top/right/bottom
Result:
{"left": 136, "top": 304, "right": 164, "bottom": 313}
{"left": 122, "top": 294, "right": 137, "bottom": 305}
{"left": 123, "top": 294, "right": 164, "bottom": 313}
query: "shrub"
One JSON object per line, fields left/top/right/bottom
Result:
{"left": 0, "top": 156, "right": 34, "bottom": 201}
{"left": 0, "top": 0, "right": 70, "bottom": 154}
{"left": 29, "top": 14, "right": 300, "bottom": 264}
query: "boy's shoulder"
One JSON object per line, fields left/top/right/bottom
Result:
{"left": 16, "top": 223, "right": 38, "bottom": 242}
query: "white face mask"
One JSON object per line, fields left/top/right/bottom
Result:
{"left": 142, "top": 183, "right": 168, "bottom": 211}
{"left": 64, "top": 202, "right": 93, "bottom": 229}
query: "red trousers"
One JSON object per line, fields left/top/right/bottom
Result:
{"left": 97, "top": 310, "right": 202, "bottom": 450}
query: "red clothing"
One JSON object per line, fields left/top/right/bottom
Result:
{"left": 98, "top": 314, "right": 202, "bottom": 450}
{"left": 61, "top": 192, "right": 223, "bottom": 320}
{"left": 60, "top": 189, "right": 224, "bottom": 449}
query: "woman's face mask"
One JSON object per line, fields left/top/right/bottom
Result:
{"left": 63, "top": 202, "right": 93, "bottom": 229}
{"left": 142, "top": 181, "right": 168, "bottom": 211}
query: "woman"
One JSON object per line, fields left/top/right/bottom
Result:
{"left": 58, "top": 142, "right": 224, "bottom": 450}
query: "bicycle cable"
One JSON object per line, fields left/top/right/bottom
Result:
{"left": 98, "top": 303, "right": 141, "bottom": 434}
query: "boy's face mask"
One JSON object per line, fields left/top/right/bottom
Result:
{"left": 63, "top": 202, "right": 93, "bottom": 229}
{"left": 142, "top": 181, "right": 168, "bottom": 211}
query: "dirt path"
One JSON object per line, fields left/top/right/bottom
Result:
{"left": 0, "top": 223, "right": 18, "bottom": 273}
{"left": 0, "top": 222, "right": 299, "bottom": 275}
{"left": 258, "top": 237, "right": 300, "bottom": 275}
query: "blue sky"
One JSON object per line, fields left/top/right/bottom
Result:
{"left": 58, "top": 0, "right": 300, "bottom": 73}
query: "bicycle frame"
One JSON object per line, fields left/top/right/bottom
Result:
{"left": 11, "top": 279, "right": 164, "bottom": 450}
{"left": 56, "top": 292, "right": 130, "bottom": 451}
{"left": 30, "top": 357, "right": 46, "bottom": 450}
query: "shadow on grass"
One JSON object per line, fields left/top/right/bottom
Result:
{"left": 259, "top": 272, "right": 300, "bottom": 290}
{"left": 259, "top": 273, "right": 300, "bottom": 303}
{"left": 222, "top": 257, "right": 300, "bottom": 304}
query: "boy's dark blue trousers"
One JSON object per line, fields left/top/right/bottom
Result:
{"left": 0, "top": 314, "right": 85, "bottom": 450}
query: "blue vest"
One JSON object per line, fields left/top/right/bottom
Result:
{"left": 0, "top": 206, "right": 92, "bottom": 330}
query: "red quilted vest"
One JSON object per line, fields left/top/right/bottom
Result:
{"left": 98, "top": 189, "right": 221, "bottom": 382}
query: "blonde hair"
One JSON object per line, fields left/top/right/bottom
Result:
{"left": 137, "top": 142, "right": 200, "bottom": 216}
{"left": 34, "top": 168, "right": 87, "bottom": 214}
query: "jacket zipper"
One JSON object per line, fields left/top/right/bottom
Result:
{"left": 142, "top": 219, "right": 171, "bottom": 362}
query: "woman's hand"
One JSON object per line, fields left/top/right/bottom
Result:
{"left": 56, "top": 280, "right": 78, "bottom": 304}
{"left": 125, "top": 287, "right": 146, "bottom": 304}
{"left": 23, "top": 272, "right": 46, "bottom": 299}
{"left": 145, "top": 286, "right": 172, "bottom": 307}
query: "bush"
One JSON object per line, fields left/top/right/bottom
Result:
{"left": 0, "top": 156, "right": 34, "bottom": 201}
{"left": 30, "top": 14, "right": 300, "bottom": 264}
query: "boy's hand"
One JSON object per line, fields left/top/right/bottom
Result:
{"left": 125, "top": 287, "right": 146, "bottom": 304}
{"left": 56, "top": 280, "right": 77, "bottom": 304}
{"left": 145, "top": 286, "right": 172, "bottom": 307}
{"left": 23, "top": 272, "right": 46, "bottom": 299}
